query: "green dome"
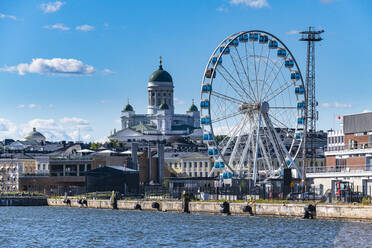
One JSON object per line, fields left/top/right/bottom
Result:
{"left": 149, "top": 57, "right": 173, "bottom": 82}
{"left": 188, "top": 100, "right": 198, "bottom": 112}
{"left": 123, "top": 101, "right": 134, "bottom": 111}
{"left": 159, "top": 102, "right": 169, "bottom": 110}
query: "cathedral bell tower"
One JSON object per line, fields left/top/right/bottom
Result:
{"left": 147, "top": 57, "right": 174, "bottom": 115}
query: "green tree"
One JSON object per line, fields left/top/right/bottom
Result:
{"left": 90, "top": 142, "right": 102, "bottom": 150}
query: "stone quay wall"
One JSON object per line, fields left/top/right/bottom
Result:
{"left": 47, "top": 198, "right": 372, "bottom": 220}
{"left": 0, "top": 197, "right": 47, "bottom": 206}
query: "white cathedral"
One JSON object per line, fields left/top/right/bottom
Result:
{"left": 109, "top": 58, "right": 201, "bottom": 142}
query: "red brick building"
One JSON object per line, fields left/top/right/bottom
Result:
{"left": 325, "top": 112, "right": 372, "bottom": 171}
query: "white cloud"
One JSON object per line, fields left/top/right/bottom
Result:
{"left": 174, "top": 98, "right": 185, "bottom": 105}
{"left": 99, "top": 100, "right": 111, "bottom": 104}
{"left": 0, "top": 117, "right": 94, "bottom": 142}
{"left": 321, "top": 102, "right": 352, "bottom": 108}
{"left": 217, "top": 5, "right": 228, "bottom": 12}
{"left": 40, "top": 1, "right": 65, "bottom": 13}
{"left": 0, "top": 58, "right": 95, "bottom": 76}
{"left": 76, "top": 24, "right": 95, "bottom": 32}
{"left": 29, "top": 104, "right": 37, "bottom": 109}
{"left": 48, "top": 104, "right": 54, "bottom": 108}
{"left": 43, "top": 23, "right": 70, "bottom": 31}
{"left": 17, "top": 104, "right": 25, "bottom": 109}
{"left": 103, "top": 68, "right": 115, "bottom": 74}
{"left": 287, "top": 30, "right": 300, "bottom": 35}
{"left": 230, "top": 0, "right": 269, "bottom": 8}
{"left": 0, "top": 13, "right": 17, "bottom": 20}
{"left": 0, "top": 118, "right": 15, "bottom": 132}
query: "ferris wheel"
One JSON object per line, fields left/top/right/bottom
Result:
{"left": 200, "top": 30, "right": 305, "bottom": 183}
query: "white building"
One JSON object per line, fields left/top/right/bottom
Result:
{"left": 110, "top": 58, "right": 200, "bottom": 142}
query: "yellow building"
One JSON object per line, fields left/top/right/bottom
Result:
{"left": 165, "top": 152, "right": 212, "bottom": 177}
{"left": 0, "top": 158, "right": 37, "bottom": 192}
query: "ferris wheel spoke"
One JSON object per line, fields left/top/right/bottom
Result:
{"left": 216, "top": 66, "right": 252, "bottom": 102}
{"left": 252, "top": 112, "right": 263, "bottom": 184}
{"left": 256, "top": 44, "right": 265, "bottom": 82}
{"left": 265, "top": 80, "right": 293, "bottom": 102}
{"left": 270, "top": 106, "right": 296, "bottom": 109}
{"left": 260, "top": 57, "right": 286, "bottom": 101}
{"left": 260, "top": 131, "right": 274, "bottom": 171}
{"left": 228, "top": 114, "right": 249, "bottom": 168}
{"left": 244, "top": 42, "right": 251, "bottom": 95}
{"left": 252, "top": 42, "right": 260, "bottom": 101}
{"left": 220, "top": 114, "right": 247, "bottom": 157}
{"left": 220, "top": 61, "right": 253, "bottom": 102}
{"left": 258, "top": 136, "right": 273, "bottom": 175}
{"left": 237, "top": 115, "right": 256, "bottom": 175}
{"left": 260, "top": 48, "right": 271, "bottom": 101}
{"left": 211, "top": 91, "right": 244, "bottom": 105}
{"left": 267, "top": 113, "right": 294, "bottom": 135}
{"left": 212, "top": 111, "right": 242, "bottom": 124}
{"left": 232, "top": 46, "right": 257, "bottom": 101}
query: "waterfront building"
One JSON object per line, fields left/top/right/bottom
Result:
{"left": 307, "top": 111, "right": 372, "bottom": 197}
{"left": 165, "top": 152, "right": 212, "bottom": 177}
{"left": 109, "top": 58, "right": 201, "bottom": 142}
{"left": 0, "top": 155, "right": 37, "bottom": 192}
{"left": 325, "top": 111, "right": 372, "bottom": 171}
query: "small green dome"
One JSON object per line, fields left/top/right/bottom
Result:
{"left": 159, "top": 102, "right": 169, "bottom": 110}
{"left": 123, "top": 100, "right": 134, "bottom": 112}
{"left": 149, "top": 57, "right": 173, "bottom": 82}
{"left": 188, "top": 100, "right": 198, "bottom": 112}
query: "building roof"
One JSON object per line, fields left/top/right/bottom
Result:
{"left": 123, "top": 99, "right": 134, "bottom": 112}
{"left": 123, "top": 103, "right": 134, "bottom": 112}
{"left": 159, "top": 102, "right": 169, "bottom": 110}
{"left": 149, "top": 57, "right": 173, "bottom": 82}
{"left": 24, "top": 128, "right": 46, "bottom": 140}
{"left": 82, "top": 165, "right": 138, "bottom": 176}
{"left": 188, "top": 100, "right": 198, "bottom": 112}
{"left": 130, "top": 123, "right": 157, "bottom": 133}
{"left": 343, "top": 112, "right": 372, "bottom": 134}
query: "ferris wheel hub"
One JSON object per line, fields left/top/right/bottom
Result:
{"left": 260, "top": 101, "right": 269, "bottom": 114}
{"left": 238, "top": 101, "right": 269, "bottom": 114}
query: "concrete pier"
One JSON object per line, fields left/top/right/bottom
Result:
{"left": 47, "top": 198, "right": 372, "bottom": 220}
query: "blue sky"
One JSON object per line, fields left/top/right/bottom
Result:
{"left": 0, "top": 0, "right": 371, "bottom": 142}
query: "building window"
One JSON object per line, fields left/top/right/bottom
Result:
{"left": 205, "top": 162, "right": 208, "bottom": 168}
{"left": 194, "top": 162, "right": 197, "bottom": 168}
{"left": 189, "top": 162, "right": 192, "bottom": 168}
{"left": 199, "top": 162, "right": 202, "bottom": 167}
{"left": 199, "top": 172, "right": 203, "bottom": 177}
{"left": 169, "top": 163, "right": 172, "bottom": 168}
{"left": 183, "top": 162, "right": 187, "bottom": 168}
